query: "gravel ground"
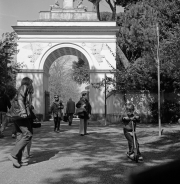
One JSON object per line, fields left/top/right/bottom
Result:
{"left": 0, "top": 120, "right": 180, "bottom": 184}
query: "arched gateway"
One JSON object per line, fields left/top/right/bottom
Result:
{"left": 12, "top": 0, "right": 119, "bottom": 120}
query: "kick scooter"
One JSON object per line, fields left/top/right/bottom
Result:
{"left": 131, "top": 119, "right": 139, "bottom": 163}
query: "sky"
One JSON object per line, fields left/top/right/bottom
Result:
{"left": 0, "top": 0, "right": 123, "bottom": 36}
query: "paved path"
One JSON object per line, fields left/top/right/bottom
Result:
{"left": 0, "top": 120, "right": 179, "bottom": 184}
{"left": 0, "top": 120, "right": 135, "bottom": 184}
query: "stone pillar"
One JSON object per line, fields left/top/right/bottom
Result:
{"left": 63, "top": 0, "right": 74, "bottom": 9}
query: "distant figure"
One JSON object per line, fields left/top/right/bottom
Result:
{"left": 66, "top": 98, "right": 75, "bottom": 126}
{"left": 0, "top": 86, "right": 11, "bottom": 138}
{"left": 50, "top": 95, "right": 64, "bottom": 133}
{"left": 76, "top": 93, "right": 91, "bottom": 136}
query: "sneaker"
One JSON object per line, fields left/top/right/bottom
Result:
{"left": 8, "top": 155, "right": 21, "bottom": 168}
{"left": 138, "top": 155, "right": 143, "bottom": 161}
{"left": 57, "top": 130, "right": 60, "bottom": 133}
{"left": 12, "top": 134, "right": 16, "bottom": 138}
{"left": 126, "top": 152, "right": 134, "bottom": 160}
{"left": 129, "top": 153, "right": 134, "bottom": 159}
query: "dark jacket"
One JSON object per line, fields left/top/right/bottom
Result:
{"left": 76, "top": 97, "right": 91, "bottom": 119}
{"left": 66, "top": 99, "right": 75, "bottom": 114}
{"left": 0, "top": 93, "right": 11, "bottom": 112}
{"left": 122, "top": 114, "right": 140, "bottom": 132}
{"left": 50, "top": 100, "right": 64, "bottom": 118}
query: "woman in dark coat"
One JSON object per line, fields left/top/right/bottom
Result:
{"left": 76, "top": 93, "right": 91, "bottom": 136}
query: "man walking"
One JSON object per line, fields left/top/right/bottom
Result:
{"left": 66, "top": 98, "right": 75, "bottom": 126}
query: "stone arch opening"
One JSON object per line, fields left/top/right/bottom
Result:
{"left": 37, "top": 43, "right": 97, "bottom": 74}
{"left": 39, "top": 43, "right": 95, "bottom": 119}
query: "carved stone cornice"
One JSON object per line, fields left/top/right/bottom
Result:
{"left": 12, "top": 26, "right": 119, "bottom": 35}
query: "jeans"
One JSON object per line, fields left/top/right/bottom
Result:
{"left": 11, "top": 117, "right": 33, "bottom": 161}
{"left": 123, "top": 129, "right": 141, "bottom": 155}
{"left": 68, "top": 113, "right": 74, "bottom": 125}
{"left": 54, "top": 117, "right": 61, "bottom": 131}
{"left": 12, "top": 123, "right": 16, "bottom": 135}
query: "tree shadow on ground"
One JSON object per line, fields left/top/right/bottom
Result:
{"left": 31, "top": 121, "right": 139, "bottom": 184}
{"left": 1, "top": 121, "right": 180, "bottom": 184}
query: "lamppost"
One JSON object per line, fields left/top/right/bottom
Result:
{"left": 3, "top": 42, "right": 11, "bottom": 85}
{"left": 104, "top": 73, "right": 107, "bottom": 125}
{"left": 156, "top": 23, "right": 161, "bottom": 136}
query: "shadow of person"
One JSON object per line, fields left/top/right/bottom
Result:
{"left": 28, "top": 150, "right": 59, "bottom": 165}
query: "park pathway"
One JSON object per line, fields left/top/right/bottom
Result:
{"left": 0, "top": 119, "right": 180, "bottom": 184}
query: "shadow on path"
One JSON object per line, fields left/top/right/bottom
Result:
{"left": 0, "top": 121, "right": 180, "bottom": 184}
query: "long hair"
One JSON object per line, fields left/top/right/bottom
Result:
{"left": 20, "top": 77, "right": 34, "bottom": 94}
{"left": 21, "top": 77, "right": 32, "bottom": 86}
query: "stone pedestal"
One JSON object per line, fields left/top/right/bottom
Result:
{"left": 51, "top": 8, "right": 86, "bottom": 12}
{"left": 41, "top": 1, "right": 98, "bottom": 21}
{"left": 39, "top": 11, "right": 98, "bottom": 21}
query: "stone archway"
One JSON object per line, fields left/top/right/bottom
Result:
{"left": 12, "top": 1, "right": 119, "bottom": 119}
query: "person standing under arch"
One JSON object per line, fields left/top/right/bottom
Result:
{"left": 66, "top": 98, "right": 75, "bottom": 126}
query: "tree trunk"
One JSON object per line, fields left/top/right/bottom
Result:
{"left": 116, "top": 45, "right": 130, "bottom": 69}
{"left": 93, "top": 2, "right": 100, "bottom": 20}
{"left": 111, "top": 1, "right": 116, "bottom": 20}
{"left": 97, "top": 3, "right": 100, "bottom": 20}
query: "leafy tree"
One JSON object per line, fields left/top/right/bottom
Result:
{"left": 71, "top": 58, "right": 90, "bottom": 84}
{"left": 0, "top": 32, "right": 21, "bottom": 98}
{"left": 116, "top": 0, "right": 180, "bottom": 91}
{"left": 103, "top": 0, "right": 140, "bottom": 20}
{"left": 49, "top": 56, "right": 82, "bottom": 104}
{"left": 117, "top": 2, "right": 158, "bottom": 63}
{"left": 100, "top": 12, "right": 112, "bottom": 21}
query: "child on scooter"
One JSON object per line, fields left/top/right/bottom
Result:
{"left": 122, "top": 102, "right": 143, "bottom": 161}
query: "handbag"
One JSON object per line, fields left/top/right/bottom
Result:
{"left": 63, "top": 114, "right": 68, "bottom": 122}
{"left": 75, "top": 108, "right": 86, "bottom": 119}
{"left": 75, "top": 108, "right": 84, "bottom": 114}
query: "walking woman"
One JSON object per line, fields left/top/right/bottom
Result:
{"left": 76, "top": 93, "right": 91, "bottom": 136}
{"left": 8, "top": 77, "right": 34, "bottom": 168}
{"left": 50, "top": 95, "right": 64, "bottom": 133}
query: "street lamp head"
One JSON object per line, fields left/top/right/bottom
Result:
{"left": 4, "top": 42, "right": 11, "bottom": 55}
